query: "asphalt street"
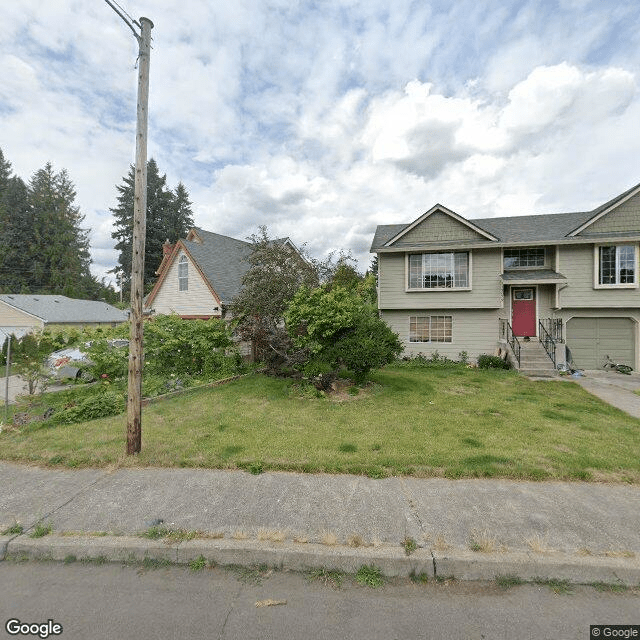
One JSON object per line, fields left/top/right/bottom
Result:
{"left": 1, "top": 560, "right": 639, "bottom": 640}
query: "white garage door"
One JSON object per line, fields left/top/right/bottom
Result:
{"left": 567, "top": 317, "right": 635, "bottom": 369}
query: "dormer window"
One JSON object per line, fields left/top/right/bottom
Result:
{"left": 178, "top": 255, "right": 188, "bottom": 291}
{"left": 503, "top": 248, "right": 545, "bottom": 269}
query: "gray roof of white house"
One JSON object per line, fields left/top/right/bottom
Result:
{"left": 184, "top": 230, "right": 253, "bottom": 304}
{"left": 0, "top": 295, "right": 128, "bottom": 324}
{"left": 370, "top": 182, "right": 640, "bottom": 251}
{"left": 180, "top": 228, "right": 293, "bottom": 304}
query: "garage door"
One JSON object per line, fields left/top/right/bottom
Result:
{"left": 567, "top": 317, "right": 635, "bottom": 369}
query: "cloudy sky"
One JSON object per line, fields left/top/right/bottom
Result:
{"left": 1, "top": 0, "right": 639, "bottom": 283}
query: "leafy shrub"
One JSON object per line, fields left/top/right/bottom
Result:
{"left": 52, "top": 390, "right": 125, "bottom": 424}
{"left": 285, "top": 286, "right": 402, "bottom": 383}
{"left": 86, "top": 340, "right": 129, "bottom": 380}
{"left": 477, "top": 354, "right": 511, "bottom": 370}
{"left": 397, "top": 353, "right": 465, "bottom": 369}
{"left": 144, "top": 315, "right": 237, "bottom": 378}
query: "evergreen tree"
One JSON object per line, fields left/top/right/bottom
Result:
{"left": 0, "top": 148, "right": 34, "bottom": 293}
{"left": 110, "top": 159, "right": 194, "bottom": 294}
{"left": 29, "top": 163, "right": 93, "bottom": 296}
{"left": 0, "top": 175, "right": 33, "bottom": 292}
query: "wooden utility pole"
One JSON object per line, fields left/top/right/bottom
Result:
{"left": 127, "top": 16, "right": 153, "bottom": 455}
{"left": 105, "top": 1, "right": 153, "bottom": 454}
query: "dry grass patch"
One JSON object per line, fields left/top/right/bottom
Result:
{"left": 468, "top": 529, "right": 498, "bottom": 553}
{"left": 231, "top": 530, "right": 249, "bottom": 540}
{"left": 320, "top": 530, "right": 338, "bottom": 546}
{"left": 257, "top": 528, "right": 288, "bottom": 543}
{"left": 526, "top": 533, "right": 555, "bottom": 554}
{"left": 347, "top": 534, "right": 366, "bottom": 548}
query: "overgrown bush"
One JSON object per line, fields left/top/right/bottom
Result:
{"left": 285, "top": 286, "right": 402, "bottom": 383}
{"left": 144, "top": 314, "right": 237, "bottom": 378}
{"left": 49, "top": 390, "right": 125, "bottom": 425}
{"left": 477, "top": 354, "right": 511, "bottom": 370}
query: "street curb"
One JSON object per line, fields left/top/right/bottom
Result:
{"left": 434, "top": 549, "right": 640, "bottom": 586}
{"left": 3, "top": 535, "right": 639, "bottom": 586}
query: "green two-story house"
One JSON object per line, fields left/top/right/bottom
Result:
{"left": 371, "top": 182, "right": 640, "bottom": 372}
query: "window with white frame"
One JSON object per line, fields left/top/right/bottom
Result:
{"left": 503, "top": 247, "right": 545, "bottom": 269}
{"left": 598, "top": 245, "right": 636, "bottom": 286}
{"left": 178, "top": 255, "right": 188, "bottom": 291}
{"left": 409, "top": 316, "right": 452, "bottom": 343}
{"left": 408, "top": 253, "right": 469, "bottom": 289}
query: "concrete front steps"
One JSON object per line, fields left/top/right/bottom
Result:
{"left": 518, "top": 338, "right": 558, "bottom": 377}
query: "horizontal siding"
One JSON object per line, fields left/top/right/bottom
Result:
{"left": 558, "top": 244, "right": 640, "bottom": 308}
{"left": 0, "top": 303, "right": 43, "bottom": 328}
{"left": 580, "top": 192, "right": 640, "bottom": 234}
{"left": 378, "top": 248, "right": 503, "bottom": 309}
{"left": 382, "top": 309, "right": 501, "bottom": 362}
{"left": 152, "top": 250, "right": 222, "bottom": 317}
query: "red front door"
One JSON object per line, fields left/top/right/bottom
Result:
{"left": 512, "top": 288, "right": 536, "bottom": 337}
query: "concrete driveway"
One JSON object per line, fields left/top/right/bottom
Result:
{"left": 571, "top": 369, "right": 640, "bottom": 419}
{"left": 1, "top": 375, "right": 67, "bottom": 406}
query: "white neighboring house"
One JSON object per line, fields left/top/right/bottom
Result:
{"left": 145, "top": 227, "right": 297, "bottom": 319}
{"left": 0, "top": 294, "right": 128, "bottom": 343}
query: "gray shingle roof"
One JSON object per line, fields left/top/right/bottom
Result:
{"left": 184, "top": 230, "right": 253, "bottom": 304}
{"left": 0, "top": 295, "right": 128, "bottom": 324}
{"left": 370, "top": 182, "right": 640, "bottom": 251}
{"left": 500, "top": 269, "right": 567, "bottom": 282}
{"left": 183, "top": 228, "right": 292, "bottom": 305}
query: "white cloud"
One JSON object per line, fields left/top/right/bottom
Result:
{"left": 1, "top": 0, "right": 640, "bottom": 284}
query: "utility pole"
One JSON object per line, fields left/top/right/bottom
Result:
{"left": 105, "top": 1, "right": 153, "bottom": 454}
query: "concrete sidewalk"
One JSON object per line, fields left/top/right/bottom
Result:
{"left": 1, "top": 462, "right": 639, "bottom": 585}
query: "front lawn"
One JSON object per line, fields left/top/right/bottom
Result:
{"left": 2, "top": 366, "right": 639, "bottom": 482}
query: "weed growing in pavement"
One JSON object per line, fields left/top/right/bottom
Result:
{"left": 141, "top": 525, "right": 172, "bottom": 540}
{"left": 496, "top": 574, "right": 525, "bottom": 590}
{"left": 403, "top": 537, "right": 417, "bottom": 556}
{"left": 589, "top": 582, "right": 629, "bottom": 593}
{"left": 435, "top": 575, "right": 456, "bottom": 584}
{"left": 409, "top": 571, "right": 429, "bottom": 585}
{"left": 80, "top": 555, "right": 108, "bottom": 565}
{"left": 141, "top": 557, "right": 174, "bottom": 570}
{"left": 533, "top": 577, "right": 573, "bottom": 594}
{"left": 189, "top": 555, "right": 208, "bottom": 571}
{"left": 30, "top": 522, "right": 53, "bottom": 538}
{"left": 468, "top": 529, "right": 497, "bottom": 553}
{"left": 2, "top": 521, "right": 24, "bottom": 535}
{"left": 306, "top": 568, "right": 345, "bottom": 589}
{"left": 355, "top": 565, "right": 384, "bottom": 588}
{"left": 227, "top": 563, "right": 272, "bottom": 585}
{"left": 347, "top": 534, "right": 365, "bottom": 548}
{"left": 63, "top": 555, "right": 77, "bottom": 564}
{"left": 320, "top": 530, "right": 338, "bottom": 546}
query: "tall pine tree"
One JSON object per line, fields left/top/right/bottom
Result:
{"left": 0, "top": 147, "right": 115, "bottom": 300}
{"left": 110, "top": 159, "right": 194, "bottom": 293}
{"left": 29, "top": 163, "right": 93, "bottom": 296}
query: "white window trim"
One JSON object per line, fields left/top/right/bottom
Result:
{"left": 408, "top": 315, "right": 454, "bottom": 343}
{"left": 405, "top": 252, "right": 472, "bottom": 292}
{"left": 502, "top": 247, "right": 547, "bottom": 270}
{"left": 178, "top": 255, "right": 189, "bottom": 292}
{"left": 593, "top": 243, "right": 639, "bottom": 290}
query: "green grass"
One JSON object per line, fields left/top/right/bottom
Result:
{"left": 29, "top": 522, "right": 52, "bottom": 538}
{"left": 355, "top": 565, "right": 384, "bottom": 588}
{"left": 2, "top": 367, "right": 640, "bottom": 482}
{"left": 2, "top": 522, "right": 24, "bottom": 535}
